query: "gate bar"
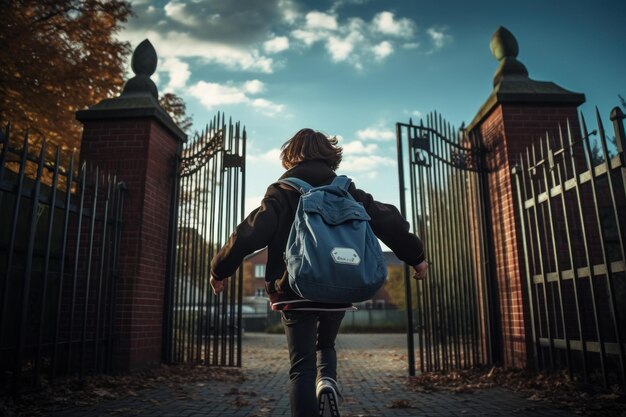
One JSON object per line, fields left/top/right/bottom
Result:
{"left": 94, "top": 175, "right": 112, "bottom": 373}
{"left": 35, "top": 148, "right": 61, "bottom": 382}
{"left": 51, "top": 152, "right": 75, "bottom": 381}
{"left": 1, "top": 132, "right": 28, "bottom": 346}
{"left": 197, "top": 137, "right": 209, "bottom": 364}
{"left": 564, "top": 120, "right": 608, "bottom": 385}
{"left": 446, "top": 120, "right": 463, "bottom": 368}
{"left": 395, "top": 122, "right": 416, "bottom": 377}
{"left": 538, "top": 137, "right": 572, "bottom": 377}
{"left": 581, "top": 112, "right": 625, "bottom": 384}
{"left": 554, "top": 125, "right": 589, "bottom": 382}
{"left": 513, "top": 160, "right": 540, "bottom": 370}
{"left": 14, "top": 140, "right": 46, "bottom": 391}
{"left": 474, "top": 129, "right": 499, "bottom": 365}
{"left": 80, "top": 168, "right": 99, "bottom": 379}
{"left": 67, "top": 164, "right": 87, "bottom": 375}
{"left": 190, "top": 137, "right": 202, "bottom": 363}
{"left": 163, "top": 140, "right": 182, "bottom": 363}
{"left": 435, "top": 114, "right": 453, "bottom": 370}
{"left": 528, "top": 143, "right": 556, "bottom": 369}
{"left": 407, "top": 120, "right": 424, "bottom": 373}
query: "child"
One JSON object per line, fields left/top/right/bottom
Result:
{"left": 210, "top": 128, "right": 428, "bottom": 417}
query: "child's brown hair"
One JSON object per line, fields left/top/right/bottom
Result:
{"left": 280, "top": 128, "right": 343, "bottom": 171}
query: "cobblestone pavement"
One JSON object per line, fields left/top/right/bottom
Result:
{"left": 49, "top": 333, "right": 576, "bottom": 417}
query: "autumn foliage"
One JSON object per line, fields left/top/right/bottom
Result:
{"left": 0, "top": 0, "right": 134, "bottom": 152}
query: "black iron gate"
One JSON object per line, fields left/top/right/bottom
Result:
{"left": 0, "top": 126, "right": 125, "bottom": 394}
{"left": 396, "top": 113, "right": 496, "bottom": 375}
{"left": 512, "top": 108, "right": 626, "bottom": 386}
{"left": 164, "top": 113, "right": 246, "bottom": 367}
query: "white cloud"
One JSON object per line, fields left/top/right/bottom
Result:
{"left": 161, "top": 57, "right": 190, "bottom": 91}
{"left": 306, "top": 11, "right": 338, "bottom": 30}
{"left": 245, "top": 196, "right": 264, "bottom": 217}
{"left": 340, "top": 130, "right": 395, "bottom": 177}
{"left": 278, "top": 0, "right": 300, "bottom": 23}
{"left": 402, "top": 109, "right": 424, "bottom": 124}
{"left": 342, "top": 140, "right": 378, "bottom": 154}
{"left": 245, "top": 146, "right": 285, "bottom": 215}
{"left": 120, "top": 29, "right": 275, "bottom": 73}
{"left": 188, "top": 82, "right": 248, "bottom": 108}
{"left": 188, "top": 81, "right": 285, "bottom": 117}
{"left": 263, "top": 36, "right": 290, "bottom": 54}
{"left": 341, "top": 155, "right": 395, "bottom": 172}
{"left": 247, "top": 148, "right": 282, "bottom": 163}
{"left": 402, "top": 42, "right": 420, "bottom": 49}
{"left": 372, "top": 11, "right": 415, "bottom": 38}
{"left": 403, "top": 109, "right": 422, "bottom": 120}
{"left": 356, "top": 127, "right": 395, "bottom": 141}
{"left": 372, "top": 40, "right": 393, "bottom": 60}
{"left": 291, "top": 29, "right": 326, "bottom": 46}
{"left": 327, "top": 36, "right": 354, "bottom": 62}
{"left": 330, "top": 0, "right": 370, "bottom": 13}
{"left": 327, "top": 29, "right": 365, "bottom": 63}
{"left": 427, "top": 26, "right": 452, "bottom": 49}
{"left": 243, "top": 80, "right": 265, "bottom": 94}
{"left": 251, "top": 98, "right": 285, "bottom": 116}
{"left": 123, "top": 2, "right": 429, "bottom": 77}
{"left": 164, "top": 2, "right": 200, "bottom": 27}
{"left": 290, "top": 11, "right": 415, "bottom": 69}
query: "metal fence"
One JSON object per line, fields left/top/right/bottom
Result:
{"left": 512, "top": 107, "right": 626, "bottom": 386}
{"left": 164, "top": 113, "right": 246, "bottom": 367}
{"left": 396, "top": 113, "right": 495, "bottom": 375}
{"left": 0, "top": 125, "right": 125, "bottom": 394}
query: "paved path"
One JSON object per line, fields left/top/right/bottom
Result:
{"left": 49, "top": 333, "right": 575, "bottom": 417}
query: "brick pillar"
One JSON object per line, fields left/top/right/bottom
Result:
{"left": 467, "top": 27, "right": 585, "bottom": 367}
{"left": 76, "top": 40, "right": 186, "bottom": 371}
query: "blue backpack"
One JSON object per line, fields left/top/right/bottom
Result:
{"left": 279, "top": 175, "right": 387, "bottom": 303}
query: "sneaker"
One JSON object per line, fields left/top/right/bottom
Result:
{"left": 316, "top": 377, "right": 343, "bottom": 417}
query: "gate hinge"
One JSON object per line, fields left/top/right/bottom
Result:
{"left": 411, "top": 136, "right": 430, "bottom": 152}
{"left": 223, "top": 153, "right": 244, "bottom": 169}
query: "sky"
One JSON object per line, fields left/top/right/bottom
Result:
{"left": 119, "top": 0, "right": 626, "bottom": 217}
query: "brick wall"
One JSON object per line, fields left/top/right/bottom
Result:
{"left": 80, "top": 118, "right": 180, "bottom": 371}
{"left": 473, "top": 104, "right": 583, "bottom": 367}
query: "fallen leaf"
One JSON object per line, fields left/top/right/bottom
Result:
{"left": 389, "top": 399, "right": 413, "bottom": 408}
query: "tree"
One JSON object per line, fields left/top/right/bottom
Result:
{"left": 243, "top": 262, "right": 254, "bottom": 297}
{"left": 384, "top": 265, "right": 417, "bottom": 311}
{"left": 0, "top": 0, "right": 133, "bottom": 152}
{"left": 160, "top": 93, "right": 194, "bottom": 135}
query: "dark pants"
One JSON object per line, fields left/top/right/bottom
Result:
{"left": 281, "top": 310, "right": 345, "bottom": 417}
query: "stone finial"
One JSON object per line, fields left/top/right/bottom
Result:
{"left": 490, "top": 26, "right": 519, "bottom": 60}
{"left": 122, "top": 39, "right": 159, "bottom": 99}
{"left": 490, "top": 27, "right": 528, "bottom": 86}
{"left": 466, "top": 26, "right": 585, "bottom": 131}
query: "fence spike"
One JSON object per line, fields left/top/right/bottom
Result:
{"left": 610, "top": 107, "right": 625, "bottom": 154}
{"left": 594, "top": 106, "right": 613, "bottom": 162}
{"left": 579, "top": 112, "right": 593, "bottom": 168}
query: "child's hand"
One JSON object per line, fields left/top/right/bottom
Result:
{"left": 210, "top": 276, "right": 225, "bottom": 295}
{"left": 412, "top": 260, "right": 429, "bottom": 280}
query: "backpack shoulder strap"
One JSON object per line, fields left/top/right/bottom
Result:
{"left": 278, "top": 177, "right": 313, "bottom": 194}
{"left": 331, "top": 175, "right": 352, "bottom": 191}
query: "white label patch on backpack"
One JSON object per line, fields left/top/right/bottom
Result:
{"left": 331, "top": 248, "right": 361, "bottom": 266}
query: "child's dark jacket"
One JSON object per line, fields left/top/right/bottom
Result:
{"left": 210, "top": 159, "right": 425, "bottom": 310}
